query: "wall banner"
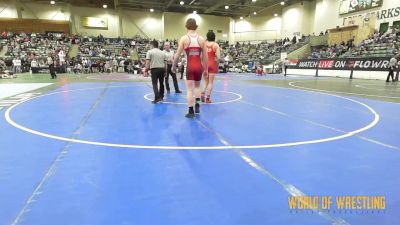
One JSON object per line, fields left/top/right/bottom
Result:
{"left": 81, "top": 17, "right": 108, "bottom": 29}
{"left": 289, "top": 58, "right": 391, "bottom": 71}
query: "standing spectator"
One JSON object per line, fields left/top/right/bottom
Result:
{"left": 31, "top": 58, "right": 38, "bottom": 73}
{"left": 58, "top": 49, "right": 66, "bottom": 65}
{"left": 146, "top": 40, "right": 167, "bottom": 104}
{"left": 12, "top": 57, "right": 21, "bottom": 74}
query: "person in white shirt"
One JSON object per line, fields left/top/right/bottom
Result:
{"left": 12, "top": 57, "right": 21, "bottom": 74}
{"left": 74, "top": 63, "right": 82, "bottom": 74}
{"left": 58, "top": 49, "right": 66, "bottom": 64}
{"left": 47, "top": 56, "right": 53, "bottom": 66}
{"left": 39, "top": 60, "right": 46, "bottom": 68}
{"left": 104, "top": 61, "right": 111, "bottom": 73}
{"left": 30, "top": 58, "right": 38, "bottom": 73}
{"left": 112, "top": 58, "right": 118, "bottom": 72}
{"left": 163, "top": 42, "right": 181, "bottom": 93}
{"left": 119, "top": 59, "right": 125, "bottom": 72}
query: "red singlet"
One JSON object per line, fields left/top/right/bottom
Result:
{"left": 206, "top": 43, "right": 218, "bottom": 74}
{"left": 184, "top": 35, "right": 203, "bottom": 81}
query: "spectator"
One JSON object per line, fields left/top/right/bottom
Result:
{"left": 12, "top": 57, "right": 21, "bottom": 74}
{"left": 30, "top": 58, "right": 38, "bottom": 73}
{"left": 58, "top": 49, "right": 66, "bottom": 64}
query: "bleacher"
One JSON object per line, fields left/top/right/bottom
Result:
{"left": 361, "top": 43, "right": 397, "bottom": 58}
{"left": 135, "top": 39, "right": 178, "bottom": 60}
{"left": 2, "top": 33, "right": 70, "bottom": 68}
{"left": 308, "top": 28, "right": 400, "bottom": 59}
{"left": 79, "top": 42, "right": 130, "bottom": 60}
{"left": 0, "top": 32, "right": 312, "bottom": 74}
{"left": 218, "top": 37, "right": 309, "bottom": 71}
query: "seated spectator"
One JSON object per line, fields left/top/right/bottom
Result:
{"left": 104, "top": 61, "right": 111, "bottom": 73}
{"left": 256, "top": 66, "right": 264, "bottom": 76}
{"left": 73, "top": 63, "right": 82, "bottom": 74}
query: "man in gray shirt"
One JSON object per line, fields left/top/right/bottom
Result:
{"left": 386, "top": 54, "right": 399, "bottom": 83}
{"left": 146, "top": 40, "right": 167, "bottom": 103}
{"left": 163, "top": 42, "right": 181, "bottom": 93}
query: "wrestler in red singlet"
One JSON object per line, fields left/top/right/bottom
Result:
{"left": 206, "top": 43, "right": 218, "bottom": 74}
{"left": 171, "top": 18, "right": 208, "bottom": 118}
{"left": 201, "top": 31, "right": 220, "bottom": 103}
{"left": 185, "top": 34, "right": 203, "bottom": 81}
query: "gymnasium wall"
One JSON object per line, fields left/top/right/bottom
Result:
{"left": 281, "top": 1, "right": 315, "bottom": 38}
{"left": 0, "top": 2, "right": 230, "bottom": 40}
{"left": 0, "top": 2, "right": 18, "bottom": 18}
{"left": 231, "top": 15, "right": 282, "bottom": 42}
{"left": 313, "top": 0, "right": 341, "bottom": 34}
{"left": 163, "top": 12, "right": 231, "bottom": 41}
{"left": 0, "top": 18, "right": 70, "bottom": 34}
{"left": 70, "top": 6, "right": 120, "bottom": 37}
{"left": 0, "top": 2, "right": 70, "bottom": 33}
{"left": 19, "top": 3, "right": 70, "bottom": 21}
{"left": 120, "top": 10, "right": 163, "bottom": 39}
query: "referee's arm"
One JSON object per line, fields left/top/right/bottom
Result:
{"left": 164, "top": 52, "right": 168, "bottom": 76}
{"left": 145, "top": 51, "right": 151, "bottom": 70}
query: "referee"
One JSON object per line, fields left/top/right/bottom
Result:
{"left": 386, "top": 54, "right": 399, "bottom": 83}
{"left": 146, "top": 40, "right": 167, "bottom": 104}
{"left": 283, "top": 57, "right": 289, "bottom": 76}
{"left": 163, "top": 42, "right": 182, "bottom": 93}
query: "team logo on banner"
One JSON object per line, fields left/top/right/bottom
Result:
{"left": 292, "top": 58, "right": 390, "bottom": 71}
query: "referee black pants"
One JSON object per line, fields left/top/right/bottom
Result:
{"left": 151, "top": 68, "right": 165, "bottom": 100}
{"left": 180, "top": 65, "right": 185, "bottom": 79}
{"left": 165, "top": 64, "right": 180, "bottom": 91}
{"left": 386, "top": 68, "right": 395, "bottom": 82}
